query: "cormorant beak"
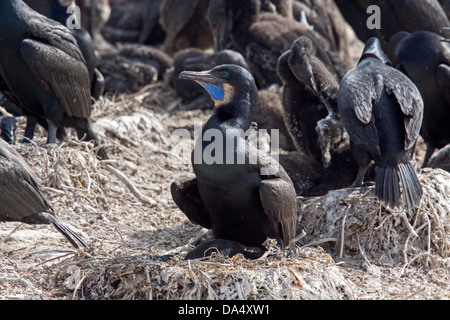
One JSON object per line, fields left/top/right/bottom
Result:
{"left": 179, "top": 70, "right": 225, "bottom": 101}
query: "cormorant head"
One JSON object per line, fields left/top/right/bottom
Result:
{"left": 179, "top": 64, "right": 257, "bottom": 109}
{"left": 360, "top": 37, "right": 392, "bottom": 66}
{"left": 386, "top": 31, "right": 411, "bottom": 68}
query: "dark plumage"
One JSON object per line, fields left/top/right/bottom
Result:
{"left": 335, "top": 0, "right": 450, "bottom": 44}
{"left": 388, "top": 31, "right": 450, "bottom": 168}
{"left": 159, "top": 0, "right": 213, "bottom": 55}
{"left": 207, "top": 0, "right": 342, "bottom": 88}
{"left": 49, "top": 0, "right": 105, "bottom": 100}
{"left": 277, "top": 36, "right": 339, "bottom": 164}
{"left": 0, "top": 139, "right": 87, "bottom": 248}
{"left": 0, "top": 0, "right": 108, "bottom": 159}
{"left": 171, "top": 64, "right": 297, "bottom": 258}
{"left": 277, "top": 36, "right": 364, "bottom": 196}
{"left": 338, "top": 37, "right": 424, "bottom": 210}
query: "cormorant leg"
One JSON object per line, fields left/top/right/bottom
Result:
{"left": 421, "top": 145, "right": 435, "bottom": 168}
{"left": 351, "top": 164, "right": 369, "bottom": 187}
{"left": 350, "top": 143, "right": 371, "bottom": 187}
{"left": 46, "top": 120, "right": 58, "bottom": 145}
{"left": 22, "top": 116, "right": 37, "bottom": 143}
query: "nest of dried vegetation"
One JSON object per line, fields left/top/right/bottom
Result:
{"left": 1, "top": 83, "right": 449, "bottom": 300}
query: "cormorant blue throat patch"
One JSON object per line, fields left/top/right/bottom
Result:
{"left": 201, "top": 82, "right": 224, "bottom": 100}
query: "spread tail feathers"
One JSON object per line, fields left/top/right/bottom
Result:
{"left": 51, "top": 220, "right": 88, "bottom": 249}
{"left": 375, "top": 162, "right": 422, "bottom": 210}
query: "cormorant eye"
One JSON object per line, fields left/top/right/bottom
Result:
{"left": 223, "top": 72, "right": 229, "bottom": 79}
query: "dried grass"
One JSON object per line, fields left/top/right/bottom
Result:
{"left": 1, "top": 83, "right": 449, "bottom": 300}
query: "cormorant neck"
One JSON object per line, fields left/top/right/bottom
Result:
{"left": 231, "top": 0, "right": 260, "bottom": 51}
{"left": 212, "top": 88, "right": 257, "bottom": 131}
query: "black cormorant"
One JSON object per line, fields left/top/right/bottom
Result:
{"left": 388, "top": 31, "right": 450, "bottom": 168}
{"left": 0, "top": 139, "right": 87, "bottom": 248}
{"left": 337, "top": 37, "right": 424, "bottom": 210}
{"left": 171, "top": 64, "right": 297, "bottom": 258}
{"left": 0, "top": 0, "right": 108, "bottom": 159}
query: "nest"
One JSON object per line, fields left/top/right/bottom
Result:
{"left": 299, "top": 168, "right": 450, "bottom": 269}
{"left": 1, "top": 84, "right": 450, "bottom": 300}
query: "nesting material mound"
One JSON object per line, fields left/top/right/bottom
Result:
{"left": 1, "top": 84, "right": 449, "bottom": 300}
{"left": 299, "top": 168, "right": 450, "bottom": 268}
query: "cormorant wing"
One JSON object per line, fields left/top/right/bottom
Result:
{"left": 171, "top": 177, "right": 212, "bottom": 229}
{"left": 436, "top": 63, "right": 450, "bottom": 106}
{"left": 20, "top": 15, "right": 91, "bottom": 118}
{"left": 383, "top": 69, "right": 424, "bottom": 150}
{"left": 337, "top": 70, "right": 380, "bottom": 155}
{"left": 0, "top": 140, "right": 50, "bottom": 221}
{"left": 249, "top": 147, "right": 297, "bottom": 248}
{"left": 159, "top": 0, "right": 199, "bottom": 40}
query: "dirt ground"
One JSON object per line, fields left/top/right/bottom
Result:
{"left": 0, "top": 81, "right": 449, "bottom": 300}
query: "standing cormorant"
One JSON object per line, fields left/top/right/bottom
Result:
{"left": 0, "top": 0, "right": 108, "bottom": 159}
{"left": 338, "top": 37, "right": 424, "bottom": 210}
{"left": 171, "top": 64, "right": 297, "bottom": 259}
{"left": 388, "top": 31, "right": 450, "bottom": 168}
{"left": 0, "top": 139, "right": 87, "bottom": 249}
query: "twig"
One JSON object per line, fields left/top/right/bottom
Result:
{"left": 340, "top": 207, "right": 350, "bottom": 259}
{"left": 300, "top": 237, "right": 338, "bottom": 248}
{"left": 104, "top": 164, "right": 156, "bottom": 205}
{"left": 401, "top": 286, "right": 426, "bottom": 300}
{"left": 72, "top": 274, "right": 87, "bottom": 300}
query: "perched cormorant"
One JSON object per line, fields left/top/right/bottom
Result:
{"left": 0, "top": 0, "right": 108, "bottom": 159}
{"left": 0, "top": 139, "right": 87, "bottom": 249}
{"left": 171, "top": 64, "right": 297, "bottom": 258}
{"left": 387, "top": 31, "right": 450, "bottom": 168}
{"left": 338, "top": 37, "right": 424, "bottom": 210}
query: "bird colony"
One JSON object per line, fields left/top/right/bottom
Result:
{"left": 0, "top": 0, "right": 449, "bottom": 300}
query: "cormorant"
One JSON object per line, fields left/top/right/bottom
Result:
{"left": 49, "top": 0, "right": 105, "bottom": 100}
{"left": 277, "top": 36, "right": 338, "bottom": 164}
{"left": 335, "top": 0, "right": 450, "bottom": 45}
{"left": 97, "top": 43, "right": 173, "bottom": 93}
{"left": 206, "top": 0, "right": 342, "bottom": 88}
{"left": 0, "top": 139, "right": 87, "bottom": 249}
{"left": 171, "top": 64, "right": 297, "bottom": 258}
{"left": 0, "top": 0, "right": 108, "bottom": 159}
{"left": 387, "top": 31, "right": 450, "bottom": 168}
{"left": 159, "top": 0, "right": 214, "bottom": 55}
{"left": 337, "top": 37, "right": 424, "bottom": 210}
